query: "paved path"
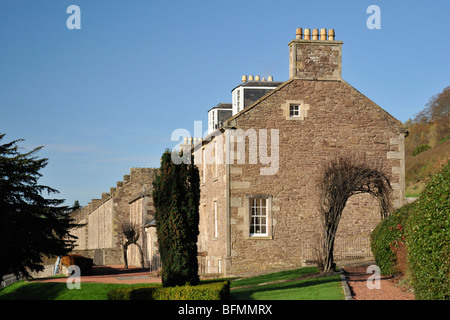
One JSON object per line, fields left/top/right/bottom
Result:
{"left": 343, "top": 265, "right": 414, "bottom": 300}
{"left": 34, "top": 265, "right": 162, "bottom": 284}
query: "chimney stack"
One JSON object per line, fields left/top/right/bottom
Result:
{"left": 288, "top": 27, "right": 343, "bottom": 80}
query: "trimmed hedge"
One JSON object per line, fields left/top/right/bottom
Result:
{"left": 371, "top": 162, "right": 449, "bottom": 300}
{"left": 406, "top": 162, "right": 449, "bottom": 300}
{"left": 370, "top": 203, "right": 412, "bottom": 275}
{"left": 107, "top": 281, "right": 230, "bottom": 300}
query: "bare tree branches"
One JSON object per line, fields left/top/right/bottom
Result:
{"left": 316, "top": 154, "right": 392, "bottom": 272}
{"left": 118, "top": 221, "right": 144, "bottom": 269}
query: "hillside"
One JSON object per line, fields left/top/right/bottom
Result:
{"left": 404, "top": 86, "right": 449, "bottom": 197}
{"left": 405, "top": 138, "right": 450, "bottom": 196}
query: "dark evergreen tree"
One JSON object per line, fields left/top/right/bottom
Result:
{"left": 152, "top": 149, "right": 200, "bottom": 287}
{"left": 0, "top": 133, "right": 77, "bottom": 280}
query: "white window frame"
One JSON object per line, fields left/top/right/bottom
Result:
{"left": 202, "top": 147, "right": 206, "bottom": 183}
{"left": 289, "top": 104, "right": 300, "bottom": 117}
{"left": 249, "top": 197, "right": 269, "bottom": 237}
{"left": 213, "top": 200, "right": 218, "bottom": 239}
{"left": 213, "top": 141, "right": 218, "bottom": 179}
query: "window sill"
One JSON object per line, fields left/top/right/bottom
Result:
{"left": 246, "top": 235, "right": 273, "bottom": 240}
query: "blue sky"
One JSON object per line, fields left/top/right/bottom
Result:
{"left": 1, "top": 0, "right": 449, "bottom": 206}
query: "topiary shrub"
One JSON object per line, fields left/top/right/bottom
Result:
{"left": 107, "top": 281, "right": 230, "bottom": 300}
{"left": 406, "top": 162, "right": 449, "bottom": 300}
{"left": 370, "top": 203, "right": 412, "bottom": 275}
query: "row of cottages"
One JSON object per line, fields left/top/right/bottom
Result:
{"left": 70, "top": 168, "right": 160, "bottom": 269}
{"left": 188, "top": 28, "right": 406, "bottom": 277}
{"left": 70, "top": 28, "right": 406, "bottom": 278}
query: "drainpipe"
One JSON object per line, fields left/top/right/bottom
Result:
{"left": 222, "top": 124, "right": 236, "bottom": 274}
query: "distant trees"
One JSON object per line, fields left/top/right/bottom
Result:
{"left": 0, "top": 133, "right": 77, "bottom": 280}
{"left": 405, "top": 86, "right": 450, "bottom": 155}
{"left": 152, "top": 149, "right": 200, "bottom": 287}
{"left": 316, "top": 155, "right": 392, "bottom": 272}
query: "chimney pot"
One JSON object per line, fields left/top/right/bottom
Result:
{"left": 241, "top": 75, "right": 247, "bottom": 83}
{"left": 248, "top": 75, "right": 254, "bottom": 81}
{"left": 328, "top": 29, "right": 335, "bottom": 41}
{"left": 268, "top": 75, "right": 274, "bottom": 81}
{"left": 320, "top": 28, "right": 327, "bottom": 40}
{"left": 255, "top": 75, "right": 260, "bottom": 81}
{"left": 304, "top": 29, "right": 311, "bottom": 40}
{"left": 312, "top": 29, "right": 319, "bottom": 40}
{"left": 296, "top": 28, "right": 303, "bottom": 39}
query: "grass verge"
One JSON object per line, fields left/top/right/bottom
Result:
{"left": 0, "top": 267, "right": 344, "bottom": 300}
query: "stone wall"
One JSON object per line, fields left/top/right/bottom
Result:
{"left": 219, "top": 77, "right": 405, "bottom": 276}
{"left": 69, "top": 168, "right": 157, "bottom": 265}
{"left": 197, "top": 137, "right": 228, "bottom": 274}
{"left": 128, "top": 191, "right": 156, "bottom": 268}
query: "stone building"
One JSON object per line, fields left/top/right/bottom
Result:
{"left": 70, "top": 168, "right": 157, "bottom": 266}
{"left": 70, "top": 28, "right": 406, "bottom": 277}
{"left": 192, "top": 28, "right": 406, "bottom": 277}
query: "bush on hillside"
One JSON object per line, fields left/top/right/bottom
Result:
{"left": 406, "top": 162, "right": 449, "bottom": 300}
{"left": 412, "top": 144, "right": 431, "bottom": 156}
{"left": 107, "top": 281, "right": 230, "bottom": 300}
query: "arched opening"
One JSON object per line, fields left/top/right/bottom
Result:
{"left": 334, "top": 193, "right": 381, "bottom": 263}
{"left": 317, "top": 155, "right": 392, "bottom": 272}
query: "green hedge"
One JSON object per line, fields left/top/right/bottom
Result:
{"left": 107, "top": 281, "right": 230, "bottom": 300}
{"left": 406, "top": 162, "right": 449, "bottom": 300}
{"left": 370, "top": 203, "right": 412, "bottom": 275}
{"left": 371, "top": 162, "right": 449, "bottom": 300}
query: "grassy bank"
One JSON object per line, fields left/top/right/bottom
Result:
{"left": 0, "top": 266, "right": 344, "bottom": 300}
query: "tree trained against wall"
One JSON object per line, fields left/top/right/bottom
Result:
{"left": 152, "top": 149, "right": 200, "bottom": 287}
{"left": 316, "top": 155, "right": 392, "bottom": 272}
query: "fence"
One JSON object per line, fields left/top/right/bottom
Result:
{"left": 1, "top": 265, "right": 57, "bottom": 288}
{"left": 147, "top": 255, "right": 161, "bottom": 272}
{"left": 302, "top": 237, "right": 373, "bottom": 263}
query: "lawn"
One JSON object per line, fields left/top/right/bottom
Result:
{"left": 0, "top": 281, "right": 155, "bottom": 300}
{"left": 0, "top": 267, "right": 344, "bottom": 300}
{"left": 230, "top": 267, "right": 344, "bottom": 300}
{"left": 230, "top": 275, "right": 344, "bottom": 300}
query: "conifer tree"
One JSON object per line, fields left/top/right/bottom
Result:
{"left": 152, "top": 149, "right": 200, "bottom": 287}
{"left": 0, "top": 133, "right": 77, "bottom": 280}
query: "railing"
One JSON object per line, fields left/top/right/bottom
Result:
{"left": 1, "top": 274, "right": 19, "bottom": 288}
{"left": 302, "top": 237, "right": 373, "bottom": 263}
{"left": 148, "top": 255, "right": 161, "bottom": 272}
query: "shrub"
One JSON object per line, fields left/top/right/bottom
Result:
{"left": 152, "top": 150, "right": 200, "bottom": 287}
{"left": 107, "top": 281, "right": 230, "bottom": 300}
{"left": 60, "top": 254, "right": 93, "bottom": 275}
{"left": 370, "top": 203, "right": 412, "bottom": 275}
{"left": 412, "top": 144, "right": 431, "bottom": 156}
{"left": 406, "top": 162, "right": 449, "bottom": 300}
